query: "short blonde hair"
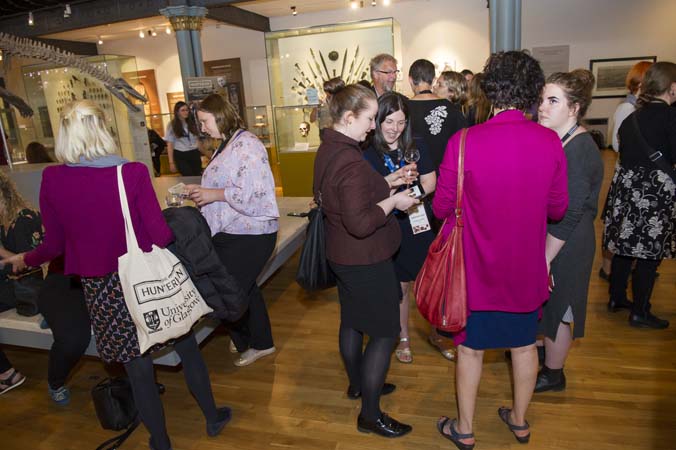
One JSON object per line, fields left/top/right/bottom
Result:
{"left": 55, "top": 100, "right": 118, "bottom": 163}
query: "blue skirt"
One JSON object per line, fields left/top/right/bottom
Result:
{"left": 462, "top": 310, "right": 539, "bottom": 350}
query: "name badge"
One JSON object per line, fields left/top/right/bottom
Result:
{"left": 408, "top": 203, "right": 431, "bottom": 235}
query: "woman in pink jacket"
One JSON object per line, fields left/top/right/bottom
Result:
{"left": 432, "top": 51, "right": 568, "bottom": 449}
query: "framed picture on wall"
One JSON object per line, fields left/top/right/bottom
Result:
{"left": 589, "top": 56, "right": 657, "bottom": 98}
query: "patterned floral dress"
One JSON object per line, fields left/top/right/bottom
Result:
{"left": 602, "top": 102, "right": 676, "bottom": 260}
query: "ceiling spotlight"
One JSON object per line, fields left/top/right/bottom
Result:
{"left": 150, "top": 29, "right": 157, "bottom": 37}
{"left": 97, "top": 36, "right": 103, "bottom": 45}
{"left": 165, "top": 26, "right": 171, "bottom": 34}
{"left": 28, "top": 11, "right": 34, "bottom": 26}
{"left": 383, "top": 0, "right": 391, "bottom": 5}
{"left": 372, "top": 0, "right": 376, "bottom": 5}
{"left": 63, "top": 4, "right": 71, "bottom": 18}
{"left": 350, "top": 1, "right": 358, "bottom": 9}
{"left": 291, "top": 6, "right": 297, "bottom": 16}
{"left": 139, "top": 30, "right": 145, "bottom": 38}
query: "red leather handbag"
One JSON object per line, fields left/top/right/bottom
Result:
{"left": 414, "top": 128, "right": 468, "bottom": 332}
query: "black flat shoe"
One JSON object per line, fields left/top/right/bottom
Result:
{"left": 608, "top": 298, "right": 633, "bottom": 312}
{"left": 629, "top": 313, "right": 669, "bottom": 329}
{"left": 206, "top": 406, "right": 232, "bottom": 437}
{"left": 598, "top": 267, "right": 610, "bottom": 281}
{"left": 534, "top": 367, "right": 566, "bottom": 393}
{"left": 347, "top": 382, "right": 396, "bottom": 399}
{"left": 357, "top": 413, "right": 412, "bottom": 438}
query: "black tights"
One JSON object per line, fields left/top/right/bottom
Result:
{"left": 123, "top": 332, "right": 218, "bottom": 450}
{"left": 339, "top": 326, "right": 396, "bottom": 422}
{"left": 609, "top": 255, "right": 661, "bottom": 315}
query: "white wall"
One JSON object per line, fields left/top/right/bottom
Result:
{"left": 94, "top": 0, "right": 676, "bottom": 120}
{"left": 522, "top": 0, "right": 676, "bottom": 119}
{"left": 270, "top": 0, "right": 490, "bottom": 97}
{"left": 99, "top": 24, "right": 269, "bottom": 113}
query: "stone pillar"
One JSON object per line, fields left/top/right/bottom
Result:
{"left": 489, "top": 0, "right": 522, "bottom": 53}
{"left": 159, "top": 5, "right": 207, "bottom": 91}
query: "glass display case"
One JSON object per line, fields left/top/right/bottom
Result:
{"left": 244, "top": 105, "right": 274, "bottom": 149}
{"left": 273, "top": 105, "right": 320, "bottom": 153}
{"left": 264, "top": 18, "right": 400, "bottom": 196}
{"left": 19, "top": 55, "right": 141, "bottom": 162}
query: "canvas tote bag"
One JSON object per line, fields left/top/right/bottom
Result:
{"left": 116, "top": 165, "right": 212, "bottom": 353}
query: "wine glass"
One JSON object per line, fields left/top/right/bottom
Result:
{"left": 403, "top": 147, "right": 420, "bottom": 187}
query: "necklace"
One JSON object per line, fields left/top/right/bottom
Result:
{"left": 560, "top": 123, "right": 579, "bottom": 144}
{"left": 418, "top": 89, "right": 433, "bottom": 95}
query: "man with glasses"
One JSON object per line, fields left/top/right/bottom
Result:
{"left": 370, "top": 54, "right": 399, "bottom": 97}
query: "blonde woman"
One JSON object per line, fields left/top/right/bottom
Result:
{"left": 434, "top": 70, "right": 469, "bottom": 115}
{"left": 2, "top": 100, "right": 229, "bottom": 450}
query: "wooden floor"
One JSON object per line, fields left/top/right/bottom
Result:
{"left": 2, "top": 150, "right": 675, "bottom": 450}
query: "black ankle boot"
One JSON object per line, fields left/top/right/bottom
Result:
{"left": 629, "top": 312, "right": 669, "bottom": 329}
{"left": 534, "top": 366, "right": 566, "bottom": 393}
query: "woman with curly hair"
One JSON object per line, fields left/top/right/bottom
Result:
{"left": 432, "top": 51, "right": 568, "bottom": 449}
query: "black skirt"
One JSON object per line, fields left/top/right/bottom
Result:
{"left": 329, "top": 259, "right": 401, "bottom": 338}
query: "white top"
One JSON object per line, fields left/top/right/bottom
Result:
{"left": 612, "top": 101, "right": 636, "bottom": 152}
{"left": 164, "top": 122, "right": 198, "bottom": 152}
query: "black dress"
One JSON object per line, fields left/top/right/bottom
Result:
{"left": 602, "top": 102, "right": 676, "bottom": 260}
{"left": 363, "top": 141, "right": 436, "bottom": 282}
{"left": 406, "top": 99, "right": 467, "bottom": 171}
{"left": 539, "top": 133, "right": 604, "bottom": 340}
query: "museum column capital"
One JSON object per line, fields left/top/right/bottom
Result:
{"left": 159, "top": 6, "right": 207, "bottom": 32}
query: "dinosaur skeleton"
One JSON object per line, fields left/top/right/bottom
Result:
{"left": 0, "top": 32, "right": 147, "bottom": 113}
{"left": 0, "top": 86, "right": 33, "bottom": 117}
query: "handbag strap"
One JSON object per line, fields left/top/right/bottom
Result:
{"left": 454, "top": 128, "right": 468, "bottom": 226}
{"left": 95, "top": 415, "right": 140, "bottom": 450}
{"left": 116, "top": 165, "right": 141, "bottom": 253}
{"left": 630, "top": 113, "right": 676, "bottom": 181}
{"left": 315, "top": 147, "right": 342, "bottom": 207}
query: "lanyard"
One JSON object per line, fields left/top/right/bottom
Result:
{"left": 207, "top": 129, "right": 245, "bottom": 167}
{"left": 560, "top": 123, "right": 578, "bottom": 144}
{"left": 382, "top": 151, "right": 404, "bottom": 173}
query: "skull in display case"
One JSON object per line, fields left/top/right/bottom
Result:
{"left": 298, "top": 121, "right": 311, "bottom": 138}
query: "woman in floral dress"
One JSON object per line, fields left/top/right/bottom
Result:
{"left": 603, "top": 61, "right": 676, "bottom": 329}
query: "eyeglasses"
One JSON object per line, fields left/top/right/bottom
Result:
{"left": 376, "top": 69, "right": 400, "bottom": 75}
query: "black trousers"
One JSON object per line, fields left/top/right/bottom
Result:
{"left": 212, "top": 232, "right": 277, "bottom": 351}
{"left": 610, "top": 254, "right": 661, "bottom": 315}
{"left": 37, "top": 273, "right": 91, "bottom": 389}
{"left": 0, "top": 348, "right": 11, "bottom": 373}
{"left": 123, "top": 331, "right": 218, "bottom": 450}
{"left": 173, "top": 149, "right": 202, "bottom": 176}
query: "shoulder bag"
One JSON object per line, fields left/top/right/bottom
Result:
{"left": 630, "top": 113, "right": 676, "bottom": 183}
{"left": 295, "top": 151, "right": 340, "bottom": 291}
{"left": 414, "top": 128, "right": 468, "bottom": 332}
{"left": 116, "top": 165, "right": 213, "bottom": 353}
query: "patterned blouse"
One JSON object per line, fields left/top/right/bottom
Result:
{"left": 200, "top": 130, "right": 279, "bottom": 236}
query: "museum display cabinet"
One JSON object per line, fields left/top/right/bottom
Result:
{"left": 265, "top": 18, "right": 400, "bottom": 196}
{"left": 19, "top": 55, "right": 143, "bottom": 163}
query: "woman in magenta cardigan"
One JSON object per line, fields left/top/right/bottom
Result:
{"left": 432, "top": 52, "right": 568, "bottom": 449}
{"left": 2, "top": 100, "right": 229, "bottom": 450}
